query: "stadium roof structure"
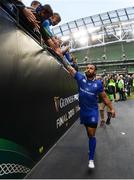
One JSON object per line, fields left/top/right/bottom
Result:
{"left": 52, "top": 7, "right": 134, "bottom": 51}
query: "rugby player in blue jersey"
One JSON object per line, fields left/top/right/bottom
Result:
{"left": 66, "top": 64, "right": 116, "bottom": 169}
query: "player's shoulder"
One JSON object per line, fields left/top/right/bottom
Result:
{"left": 94, "top": 79, "right": 103, "bottom": 90}
{"left": 95, "top": 79, "right": 102, "bottom": 84}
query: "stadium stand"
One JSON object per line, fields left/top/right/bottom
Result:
{"left": 52, "top": 6, "right": 134, "bottom": 74}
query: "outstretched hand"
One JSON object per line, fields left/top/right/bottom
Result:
{"left": 22, "top": 8, "right": 40, "bottom": 29}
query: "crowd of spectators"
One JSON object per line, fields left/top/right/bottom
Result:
{"left": 96, "top": 73, "right": 134, "bottom": 127}
{"left": 2, "top": 0, "right": 78, "bottom": 70}
{"left": 97, "top": 73, "right": 134, "bottom": 102}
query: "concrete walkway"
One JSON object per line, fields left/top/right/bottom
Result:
{"left": 26, "top": 100, "right": 134, "bottom": 179}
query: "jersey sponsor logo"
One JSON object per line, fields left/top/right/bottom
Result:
{"left": 80, "top": 87, "right": 95, "bottom": 95}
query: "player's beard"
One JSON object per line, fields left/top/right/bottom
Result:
{"left": 85, "top": 71, "right": 95, "bottom": 79}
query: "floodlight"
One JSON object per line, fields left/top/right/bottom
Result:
{"left": 72, "top": 29, "right": 87, "bottom": 39}
{"left": 80, "top": 29, "right": 88, "bottom": 36}
{"left": 72, "top": 31, "right": 80, "bottom": 39}
{"left": 88, "top": 27, "right": 100, "bottom": 33}
{"left": 78, "top": 37, "right": 88, "bottom": 45}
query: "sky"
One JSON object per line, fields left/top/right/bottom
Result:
{"left": 23, "top": 0, "right": 134, "bottom": 25}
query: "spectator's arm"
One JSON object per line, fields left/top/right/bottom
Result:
{"left": 51, "top": 37, "right": 61, "bottom": 47}
{"left": 62, "top": 46, "right": 70, "bottom": 54}
{"left": 22, "top": 8, "right": 40, "bottom": 29}
{"left": 67, "top": 65, "right": 76, "bottom": 77}
{"left": 100, "top": 91, "right": 115, "bottom": 118}
{"left": 12, "top": 0, "right": 40, "bottom": 29}
{"left": 61, "top": 59, "right": 76, "bottom": 77}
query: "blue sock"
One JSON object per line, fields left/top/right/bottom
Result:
{"left": 88, "top": 137, "right": 96, "bottom": 160}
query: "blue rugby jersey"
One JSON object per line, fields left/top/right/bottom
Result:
{"left": 74, "top": 72, "right": 103, "bottom": 124}
{"left": 42, "top": 19, "right": 53, "bottom": 37}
